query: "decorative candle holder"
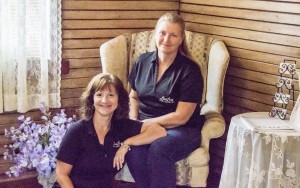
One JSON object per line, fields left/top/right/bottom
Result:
{"left": 269, "top": 59, "right": 296, "bottom": 120}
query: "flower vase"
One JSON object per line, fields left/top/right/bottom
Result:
{"left": 37, "top": 171, "right": 56, "bottom": 188}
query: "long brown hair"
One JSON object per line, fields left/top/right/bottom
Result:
{"left": 79, "top": 73, "right": 129, "bottom": 120}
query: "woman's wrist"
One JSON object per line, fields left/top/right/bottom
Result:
{"left": 120, "top": 142, "right": 131, "bottom": 151}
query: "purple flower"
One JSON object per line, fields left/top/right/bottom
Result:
{"left": 3, "top": 103, "right": 77, "bottom": 178}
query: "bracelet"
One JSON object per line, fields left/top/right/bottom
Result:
{"left": 120, "top": 142, "right": 131, "bottom": 151}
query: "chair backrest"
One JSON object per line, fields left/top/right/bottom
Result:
{"left": 100, "top": 30, "right": 230, "bottom": 115}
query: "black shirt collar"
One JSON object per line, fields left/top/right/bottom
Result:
{"left": 86, "top": 118, "right": 96, "bottom": 136}
{"left": 86, "top": 117, "right": 116, "bottom": 136}
{"left": 150, "top": 50, "right": 182, "bottom": 66}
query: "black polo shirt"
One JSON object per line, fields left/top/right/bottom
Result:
{"left": 56, "top": 118, "right": 142, "bottom": 188}
{"left": 129, "top": 51, "right": 203, "bottom": 124}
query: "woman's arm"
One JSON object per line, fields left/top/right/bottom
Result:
{"left": 129, "top": 89, "right": 139, "bottom": 120}
{"left": 129, "top": 87, "right": 197, "bottom": 128}
{"left": 56, "top": 160, "right": 74, "bottom": 188}
{"left": 144, "top": 101, "right": 197, "bottom": 129}
{"left": 113, "top": 122, "right": 167, "bottom": 169}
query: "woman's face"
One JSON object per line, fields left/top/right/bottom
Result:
{"left": 93, "top": 85, "right": 119, "bottom": 118}
{"left": 155, "top": 21, "right": 183, "bottom": 56}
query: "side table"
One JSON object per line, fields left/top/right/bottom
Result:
{"left": 219, "top": 112, "right": 300, "bottom": 188}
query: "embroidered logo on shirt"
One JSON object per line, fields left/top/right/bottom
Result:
{"left": 113, "top": 141, "right": 121, "bottom": 148}
{"left": 159, "top": 96, "right": 174, "bottom": 104}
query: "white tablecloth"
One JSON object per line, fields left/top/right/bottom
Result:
{"left": 219, "top": 112, "right": 300, "bottom": 188}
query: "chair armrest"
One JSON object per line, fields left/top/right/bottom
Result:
{"left": 201, "top": 113, "right": 225, "bottom": 149}
{"left": 201, "top": 40, "right": 230, "bottom": 115}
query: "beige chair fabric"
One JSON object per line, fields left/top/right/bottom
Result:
{"left": 100, "top": 30, "right": 230, "bottom": 187}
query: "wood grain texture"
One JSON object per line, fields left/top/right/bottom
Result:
{"left": 63, "top": 1, "right": 179, "bottom": 10}
{"left": 2, "top": 0, "right": 300, "bottom": 187}
{"left": 181, "top": 0, "right": 300, "bottom": 13}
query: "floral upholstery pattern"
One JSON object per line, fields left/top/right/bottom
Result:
{"left": 100, "top": 30, "right": 230, "bottom": 187}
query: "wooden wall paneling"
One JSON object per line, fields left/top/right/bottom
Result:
{"left": 224, "top": 85, "right": 274, "bottom": 106}
{"left": 229, "top": 57, "right": 278, "bottom": 75}
{"left": 62, "top": 68, "right": 100, "bottom": 80}
{"left": 208, "top": 35, "right": 300, "bottom": 59}
{"left": 62, "top": 28, "right": 144, "bottom": 39}
{"left": 61, "top": 88, "right": 84, "bottom": 99}
{"left": 0, "top": 136, "right": 11, "bottom": 146}
{"left": 62, "top": 48, "right": 100, "bottom": 59}
{"left": 0, "top": 112, "right": 41, "bottom": 125}
{"left": 180, "top": 1, "right": 300, "bottom": 187}
{"left": 226, "top": 76, "right": 279, "bottom": 96}
{"left": 180, "top": 4, "right": 300, "bottom": 25}
{"left": 61, "top": 98, "right": 81, "bottom": 108}
{"left": 62, "top": 20, "right": 157, "bottom": 29}
{"left": 186, "top": 23, "right": 300, "bottom": 47}
{"left": 181, "top": 13, "right": 300, "bottom": 37}
{"left": 223, "top": 103, "right": 250, "bottom": 117}
{"left": 61, "top": 78, "right": 92, "bottom": 89}
{"left": 228, "top": 48, "right": 300, "bottom": 67}
{"left": 0, "top": 171, "right": 40, "bottom": 188}
{"left": 63, "top": 10, "right": 175, "bottom": 20}
{"left": 68, "top": 58, "right": 100, "bottom": 68}
{"left": 227, "top": 66, "right": 279, "bottom": 86}
{"left": 224, "top": 94, "right": 273, "bottom": 112}
{"left": 0, "top": 158, "right": 14, "bottom": 173}
{"left": 62, "top": 1, "right": 179, "bottom": 10}
{"left": 63, "top": 39, "right": 107, "bottom": 49}
{"left": 223, "top": 104, "right": 253, "bottom": 119}
{"left": 181, "top": 0, "right": 300, "bottom": 14}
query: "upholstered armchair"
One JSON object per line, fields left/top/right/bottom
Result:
{"left": 100, "top": 30, "right": 230, "bottom": 187}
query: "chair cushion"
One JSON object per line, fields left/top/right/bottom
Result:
{"left": 185, "top": 31, "right": 214, "bottom": 105}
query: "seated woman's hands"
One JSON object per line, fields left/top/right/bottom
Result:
{"left": 113, "top": 143, "right": 131, "bottom": 170}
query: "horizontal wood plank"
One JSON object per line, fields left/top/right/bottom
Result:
{"left": 224, "top": 94, "right": 273, "bottom": 112}
{"left": 0, "top": 137, "right": 12, "bottom": 146}
{"left": 62, "top": 29, "right": 145, "bottom": 39}
{"left": 0, "top": 123, "right": 18, "bottom": 135}
{"left": 63, "top": 39, "right": 107, "bottom": 49}
{"left": 227, "top": 66, "right": 278, "bottom": 85}
{"left": 62, "top": 48, "right": 99, "bottom": 59}
{"left": 63, "top": 10, "right": 172, "bottom": 20}
{"left": 68, "top": 58, "right": 100, "bottom": 69}
{"left": 61, "top": 88, "right": 85, "bottom": 99}
{"left": 61, "top": 78, "right": 91, "bottom": 89}
{"left": 61, "top": 67, "right": 100, "bottom": 79}
{"left": 225, "top": 76, "right": 277, "bottom": 96}
{"left": 61, "top": 98, "right": 81, "bottom": 108}
{"left": 63, "top": 1, "right": 179, "bottom": 10}
{"left": 206, "top": 35, "right": 300, "bottom": 59}
{"left": 227, "top": 66, "right": 299, "bottom": 91}
{"left": 228, "top": 47, "right": 300, "bottom": 66}
{"left": 224, "top": 85, "right": 274, "bottom": 106}
{"left": 182, "top": 13, "right": 300, "bottom": 37}
{"left": 62, "top": 20, "right": 157, "bottom": 29}
{"left": 186, "top": 23, "right": 300, "bottom": 48}
{"left": 223, "top": 103, "right": 253, "bottom": 117}
{"left": 180, "top": 4, "right": 300, "bottom": 25}
{"left": 181, "top": 0, "right": 300, "bottom": 14}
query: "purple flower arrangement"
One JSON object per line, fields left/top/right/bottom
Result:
{"left": 3, "top": 103, "right": 77, "bottom": 179}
